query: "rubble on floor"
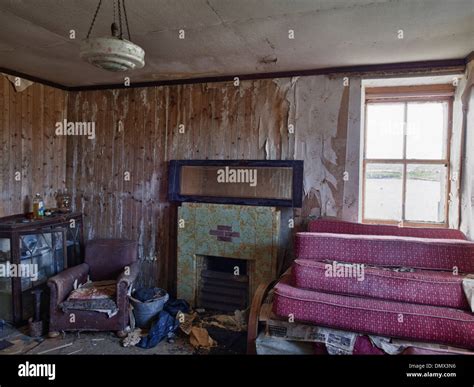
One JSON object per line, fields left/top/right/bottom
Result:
{"left": 184, "top": 309, "right": 248, "bottom": 354}
{"left": 122, "top": 329, "right": 142, "bottom": 347}
{"left": 189, "top": 327, "right": 216, "bottom": 349}
{"left": 0, "top": 308, "right": 249, "bottom": 355}
{"left": 0, "top": 330, "right": 193, "bottom": 355}
{"left": 123, "top": 307, "right": 249, "bottom": 353}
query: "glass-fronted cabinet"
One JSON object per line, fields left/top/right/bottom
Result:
{"left": 0, "top": 212, "right": 83, "bottom": 324}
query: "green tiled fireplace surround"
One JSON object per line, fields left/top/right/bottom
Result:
{"left": 177, "top": 203, "right": 280, "bottom": 307}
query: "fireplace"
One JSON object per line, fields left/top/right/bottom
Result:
{"left": 197, "top": 256, "right": 249, "bottom": 311}
{"left": 177, "top": 202, "right": 280, "bottom": 309}
{"left": 172, "top": 160, "right": 304, "bottom": 310}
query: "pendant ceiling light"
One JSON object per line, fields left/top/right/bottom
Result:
{"left": 80, "top": 0, "right": 145, "bottom": 72}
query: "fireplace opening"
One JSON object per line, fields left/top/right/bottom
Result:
{"left": 198, "top": 256, "right": 249, "bottom": 312}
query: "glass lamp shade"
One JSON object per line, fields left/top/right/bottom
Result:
{"left": 80, "top": 36, "right": 145, "bottom": 72}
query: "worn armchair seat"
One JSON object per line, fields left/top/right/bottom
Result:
{"left": 47, "top": 239, "right": 139, "bottom": 337}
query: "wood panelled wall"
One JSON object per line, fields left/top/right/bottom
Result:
{"left": 0, "top": 74, "right": 357, "bottom": 292}
{"left": 66, "top": 77, "right": 359, "bottom": 291}
{"left": 66, "top": 81, "right": 295, "bottom": 290}
{"left": 0, "top": 76, "right": 67, "bottom": 217}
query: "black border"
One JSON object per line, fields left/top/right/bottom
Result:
{"left": 1, "top": 355, "right": 473, "bottom": 386}
{"left": 168, "top": 159, "right": 304, "bottom": 207}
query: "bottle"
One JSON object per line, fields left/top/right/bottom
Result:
{"left": 32, "top": 193, "right": 45, "bottom": 219}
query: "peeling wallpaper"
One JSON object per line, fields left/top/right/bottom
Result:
{"left": 460, "top": 61, "right": 474, "bottom": 239}
{"left": 280, "top": 76, "right": 361, "bottom": 218}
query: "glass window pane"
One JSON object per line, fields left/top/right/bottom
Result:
{"left": 406, "top": 102, "right": 447, "bottom": 159}
{"left": 406, "top": 164, "right": 447, "bottom": 223}
{"left": 366, "top": 103, "right": 404, "bottom": 159}
{"left": 364, "top": 163, "right": 403, "bottom": 220}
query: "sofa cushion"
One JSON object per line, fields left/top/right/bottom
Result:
{"left": 67, "top": 280, "right": 117, "bottom": 300}
{"left": 59, "top": 298, "right": 118, "bottom": 317}
{"left": 273, "top": 276, "right": 474, "bottom": 349}
{"left": 295, "top": 232, "right": 474, "bottom": 272}
{"left": 308, "top": 219, "right": 467, "bottom": 240}
{"left": 293, "top": 259, "right": 470, "bottom": 310}
{"left": 59, "top": 280, "right": 118, "bottom": 317}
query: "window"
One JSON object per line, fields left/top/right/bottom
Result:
{"left": 362, "top": 85, "right": 454, "bottom": 226}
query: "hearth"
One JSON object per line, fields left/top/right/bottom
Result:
{"left": 197, "top": 256, "right": 249, "bottom": 311}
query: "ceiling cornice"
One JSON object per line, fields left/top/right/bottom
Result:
{"left": 1, "top": 57, "right": 468, "bottom": 92}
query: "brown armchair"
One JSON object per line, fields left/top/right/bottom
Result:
{"left": 47, "top": 239, "right": 139, "bottom": 337}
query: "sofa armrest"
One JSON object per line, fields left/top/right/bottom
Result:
{"left": 47, "top": 263, "right": 89, "bottom": 306}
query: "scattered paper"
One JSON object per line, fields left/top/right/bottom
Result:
{"left": 179, "top": 312, "right": 197, "bottom": 335}
{"left": 462, "top": 277, "right": 474, "bottom": 312}
{"left": 265, "top": 319, "right": 357, "bottom": 354}
{"left": 122, "top": 329, "right": 142, "bottom": 348}
{"left": 189, "top": 327, "right": 216, "bottom": 348}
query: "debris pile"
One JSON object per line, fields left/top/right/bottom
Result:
{"left": 121, "top": 303, "right": 248, "bottom": 353}
{"left": 179, "top": 309, "right": 248, "bottom": 353}
{"left": 122, "top": 329, "right": 142, "bottom": 348}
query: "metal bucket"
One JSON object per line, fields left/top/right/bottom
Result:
{"left": 129, "top": 288, "right": 169, "bottom": 329}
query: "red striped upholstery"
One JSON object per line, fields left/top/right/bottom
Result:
{"left": 292, "top": 259, "right": 470, "bottom": 310}
{"left": 308, "top": 219, "right": 467, "bottom": 240}
{"left": 273, "top": 276, "right": 474, "bottom": 349}
{"left": 295, "top": 232, "right": 474, "bottom": 272}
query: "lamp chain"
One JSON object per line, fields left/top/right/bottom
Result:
{"left": 118, "top": 0, "right": 123, "bottom": 39}
{"left": 86, "top": 0, "right": 103, "bottom": 39}
{"left": 86, "top": 0, "right": 132, "bottom": 42}
{"left": 123, "top": 0, "right": 132, "bottom": 40}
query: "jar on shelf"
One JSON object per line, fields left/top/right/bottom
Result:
{"left": 55, "top": 189, "right": 72, "bottom": 213}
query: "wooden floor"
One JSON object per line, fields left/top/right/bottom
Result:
{"left": 0, "top": 327, "right": 193, "bottom": 355}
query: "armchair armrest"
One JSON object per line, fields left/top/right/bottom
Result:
{"left": 116, "top": 261, "right": 140, "bottom": 291}
{"left": 47, "top": 263, "right": 89, "bottom": 305}
{"left": 116, "top": 261, "right": 140, "bottom": 309}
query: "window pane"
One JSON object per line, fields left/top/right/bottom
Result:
{"left": 406, "top": 102, "right": 447, "bottom": 159}
{"left": 366, "top": 103, "right": 404, "bottom": 159}
{"left": 405, "top": 164, "right": 447, "bottom": 223}
{"left": 364, "top": 163, "right": 403, "bottom": 220}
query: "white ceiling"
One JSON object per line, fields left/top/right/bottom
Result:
{"left": 0, "top": 0, "right": 472, "bottom": 87}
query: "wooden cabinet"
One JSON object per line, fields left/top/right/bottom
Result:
{"left": 0, "top": 212, "right": 84, "bottom": 324}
